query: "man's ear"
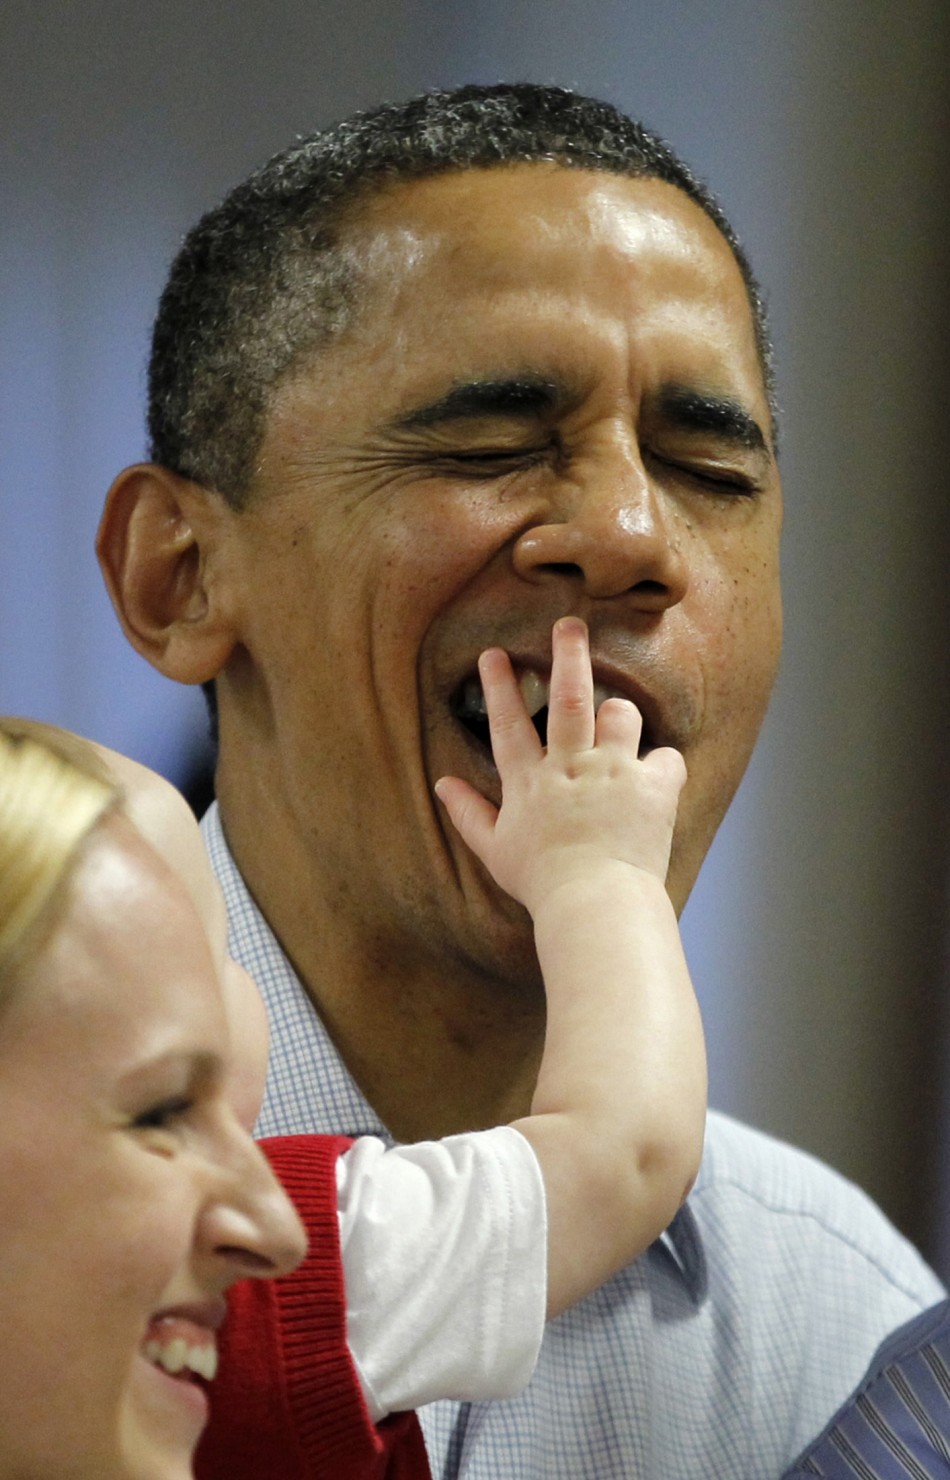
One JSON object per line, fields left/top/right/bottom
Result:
{"left": 97, "top": 464, "right": 237, "bottom": 685}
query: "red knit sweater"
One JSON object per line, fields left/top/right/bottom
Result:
{"left": 195, "top": 1135, "right": 432, "bottom": 1480}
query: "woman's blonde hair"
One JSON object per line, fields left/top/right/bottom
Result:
{"left": 0, "top": 721, "right": 119, "bottom": 979}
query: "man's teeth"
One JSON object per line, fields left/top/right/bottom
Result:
{"left": 518, "top": 670, "right": 549, "bottom": 718}
{"left": 458, "top": 670, "right": 622, "bottom": 720}
{"left": 143, "top": 1336, "right": 218, "bottom": 1382}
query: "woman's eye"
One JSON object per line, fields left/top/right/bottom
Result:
{"left": 132, "top": 1096, "right": 193, "bottom": 1132}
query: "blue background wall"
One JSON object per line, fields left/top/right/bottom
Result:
{"left": 2, "top": 0, "right": 948, "bottom": 1265}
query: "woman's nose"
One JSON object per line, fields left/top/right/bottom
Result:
{"left": 201, "top": 1131, "right": 307, "bottom": 1281}
{"left": 512, "top": 448, "right": 689, "bottom": 608}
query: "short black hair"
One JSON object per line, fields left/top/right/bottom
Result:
{"left": 148, "top": 82, "right": 773, "bottom": 507}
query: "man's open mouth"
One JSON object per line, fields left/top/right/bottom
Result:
{"left": 452, "top": 667, "right": 654, "bottom": 755}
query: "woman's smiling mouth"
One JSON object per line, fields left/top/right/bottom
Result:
{"left": 141, "top": 1307, "right": 224, "bottom": 1384}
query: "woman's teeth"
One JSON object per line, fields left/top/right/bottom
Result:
{"left": 143, "top": 1335, "right": 218, "bottom": 1382}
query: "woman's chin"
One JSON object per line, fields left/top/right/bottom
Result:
{"left": 121, "top": 1351, "right": 211, "bottom": 1478}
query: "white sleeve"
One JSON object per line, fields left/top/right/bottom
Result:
{"left": 337, "top": 1123, "right": 547, "bottom": 1423}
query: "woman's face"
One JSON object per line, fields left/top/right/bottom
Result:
{"left": 0, "top": 815, "right": 305, "bottom": 1480}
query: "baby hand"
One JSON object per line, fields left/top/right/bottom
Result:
{"left": 435, "top": 617, "right": 686, "bottom": 917}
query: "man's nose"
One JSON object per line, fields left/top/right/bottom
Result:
{"left": 511, "top": 446, "right": 689, "bottom": 608}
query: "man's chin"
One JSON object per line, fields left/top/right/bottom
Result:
{"left": 449, "top": 885, "right": 545, "bottom": 1001}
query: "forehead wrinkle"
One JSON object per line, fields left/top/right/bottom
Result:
{"left": 388, "top": 375, "right": 564, "bottom": 431}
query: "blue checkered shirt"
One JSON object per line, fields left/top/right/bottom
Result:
{"left": 784, "top": 1301, "right": 950, "bottom": 1478}
{"left": 203, "top": 804, "right": 944, "bottom": 1480}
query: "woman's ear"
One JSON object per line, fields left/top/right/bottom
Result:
{"left": 96, "top": 464, "right": 237, "bottom": 685}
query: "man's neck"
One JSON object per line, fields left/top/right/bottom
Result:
{"left": 308, "top": 965, "right": 545, "bottom": 1141}
{"left": 221, "top": 801, "right": 546, "bottom": 1142}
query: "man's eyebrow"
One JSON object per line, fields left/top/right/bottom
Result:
{"left": 391, "top": 377, "right": 562, "bottom": 430}
{"left": 656, "top": 386, "right": 772, "bottom": 457}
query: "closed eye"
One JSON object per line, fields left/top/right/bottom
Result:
{"left": 646, "top": 450, "right": 761, "bottom": 497}
{"left": 425, "top": 445, "right": 551, "bottom": 478}
{"left": 132, "top": 1096, "right": 194, "bottom": 1132}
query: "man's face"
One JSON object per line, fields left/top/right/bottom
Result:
{"left": 213, "top": 165, "right": 782, "bottom": 987}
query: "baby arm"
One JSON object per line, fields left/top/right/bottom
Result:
{"left": 435, "top": 616, "right": 707, "bottom": 1317}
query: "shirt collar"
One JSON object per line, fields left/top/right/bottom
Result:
{"left": 201, "top": 803, "right": 389, "bottom": 1141}
{"left": 657, "top": 1206, "right": 706, "bottom": 1300}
